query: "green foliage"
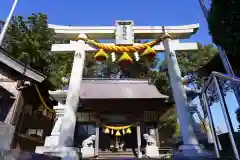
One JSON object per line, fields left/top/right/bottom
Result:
{"left": 236, "top": 108, "right": 240, "bottom": 123}
{"left": 177, "top": 43, "right": 217, "bottom": 75}
{"left": 159, "top": 109, "right": 179, "bottom": 136}
{"left": 6, "top": 13, "right": 55, "bottom": 75}
{"left": 177, "top": 43, "right": 217, "bottom": 88}
{"left": 48, "top": 52, "right": 101, "bottom": 88}
{"left": 151, "top": 43, "right": 217, "bottom": 97}
{"left": 150, "top": 66, "right": 172, "bottom": 97}
{"left": 208, "top": 0, "right": 240, "bottom": 124}
{"left": 208, "top": 0, "right": 240, "bottom": 55}
{"left": 48, "top": 53, "right": 73, "bottom": 89}
{"left": 174, "top": 123, "right": 181, "bottom": 137}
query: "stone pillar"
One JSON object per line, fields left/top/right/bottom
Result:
{"left": 136, "top": 122, "right": 142, "bottom": 158}
{"left": 59, "top": 34, "right": 87, "bottom": 146}
{"left": 155, "top": 125, "right": 160, "bottom": 147}
{"left": 43, "top": 103, "right": 64, "bottom": 146}
{"left": 94, "top": 121, "right": 100, "bottom": 156}
{"left": 162, "top": 35, "right": 200, "bottom": 151}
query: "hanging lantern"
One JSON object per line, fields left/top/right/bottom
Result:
{"left": 105, "top": 128, "right": 110, "bottom": 134}
{"left": 134, "top": 51, "right": 140, "bottom": 61}
{"left": 116, "top": 130, "right": 121, "bottom": 136}
{"left": 111, "top": 129, "right": 114, "bottom": 135}
{"left": 94, "top": 49, "right": 108, "bottom": 62}
{"left": 141, "top": 46, "right": 156, "bottom": 59}
{"left": 126, "top": 128, "right": 131, "bottom": 134}
{"left": 118, "top": 52, "right": 133, "bottom": 66}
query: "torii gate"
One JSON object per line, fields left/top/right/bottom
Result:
{"left": 36, "top": 22, "right": 213, "bottom": 159}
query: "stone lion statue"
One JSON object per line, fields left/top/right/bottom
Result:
{"left": 143, "top": 133, "right": 157, "bottom": 146}
{"left": 82, "top": 135, "right": 96, "bottom": 148}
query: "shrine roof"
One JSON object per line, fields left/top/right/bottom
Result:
{"left": 0, "top": 47, "right": 46, "bottom": 82}
{"left": 50, "top": 79, "right": 168, "bottom": 101}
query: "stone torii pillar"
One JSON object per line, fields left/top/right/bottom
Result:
{"left": 162, "top": 34, "right": 204, "bottom": 155}
{"left": 35, "top": 34, "right": 87, "bottom": 160}
{"left": 59, "top": 34, "right": 87, "bottom": 146}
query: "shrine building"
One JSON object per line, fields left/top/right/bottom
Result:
{"left": 49, "top": 79, "right": 173, "bottom": 155}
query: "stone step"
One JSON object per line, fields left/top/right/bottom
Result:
{"left": 99, "top": 151, "right": 134, "bottom": 155}
{"left": 97, "top": 151, "right": 136, "bottom": 159}
{"left": 0, "top": 150, "right": 61, "bottom": 160}
{"left": 98, "top": 155, "right": 135, "bottom": 158}
{"left": 91, "top": 158, "right": 136, "bottom": 160}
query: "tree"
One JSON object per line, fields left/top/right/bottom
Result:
{"left": 5, "top": 13, "right": 55, "bottom": 76}
{"left": 207, "top": 0, "right": 240, "bottom": 124}
{"left": 49, "top": 52, "right": 99, "bottom": 88}
{"left": 208, "top": 0, "right": 240, "bottom": 55}
{"left": 151, "top": 43, "right": 217, "bottom": 97}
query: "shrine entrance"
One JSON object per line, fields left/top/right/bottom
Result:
{"left": 99, "top": 125, "right": 137, "bottom": 152}
{"left": 98, "top": 113, "right": 138, "bottom": 152}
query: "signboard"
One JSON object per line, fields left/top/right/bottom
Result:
{"left": 115, "top": 20, "right": 134, "bottom": 45}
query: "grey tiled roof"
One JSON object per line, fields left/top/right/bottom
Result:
{"left": 63, "top": 79, "right": 168, "bottom": 99}
{"left": 0, "top": 47, "right": 46, "bottom": 82}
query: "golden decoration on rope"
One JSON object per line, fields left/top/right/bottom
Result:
{"left": 126, "top": 128, "right": 132, "bottom": 134}
{"left": 116, "top": 130, "right": 121, "bottom": 136}
{"left": 104, "top": 128, "right": 110, "bottom": 134}
{"left": 102, "top": 124, "right": 132, "bottom": 130}
{"left": 34, "top": 85, "right": 55, "bottom": 113}
{"left": 75, "top": 33, "right": 171, "bottom": 53}
{"left": 118, "top": 52, "right": 133, "bottom": 66}
{"left": 141, "top": 46, "right": 157, "bottom": 58}
{"left": 94, "top": 49, "right": 109, "bottom": 62}
{"left": 74, "top": 34, "right": 172, "bottom": 63}
{"left": 101, "top": 124, "right": 133, "bottom": 136}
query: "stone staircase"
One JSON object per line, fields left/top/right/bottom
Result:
{"left": 0, "top": 150, "right": 61, "bottom": 160}
{"left": 94, "top": 150, "right": 136, "bottom": 159}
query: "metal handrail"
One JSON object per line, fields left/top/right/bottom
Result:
{"left": 200, "top": 71, "right": 240, "bottom": 160}
{"left": 201, "top": 71, "right": 240, "bottom": 94}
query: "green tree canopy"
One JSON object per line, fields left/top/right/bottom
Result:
{"left": 5, "top": 13, "right": 55, "bottom": 75}
{"left": 151, "top": 43, "right": 217, "bottom": 97}
{"left": 208, "top": 0, "right": 240, "bottom": 55}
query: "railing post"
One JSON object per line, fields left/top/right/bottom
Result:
{"left": 202, "top": 92, "right": 220, "bottom": 158}
{"left": 213, "top": 76, "right": 240, "bottom": 160}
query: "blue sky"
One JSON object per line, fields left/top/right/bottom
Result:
{"left": 1, "top": 0, "right": 238, "bottom": 133}
{"left": 0, "top": 0, "right": 212, "bottom": 44}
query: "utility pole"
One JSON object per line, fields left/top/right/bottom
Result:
{"left": 0, "top": 0, "right": 19, "bottom": 46}
{"left": 198, "top": 0, "right": 240, "bottom": 105}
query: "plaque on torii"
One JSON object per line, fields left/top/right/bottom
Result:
{"left": 115, "top": 20, "right": 134, "bottom": 45}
